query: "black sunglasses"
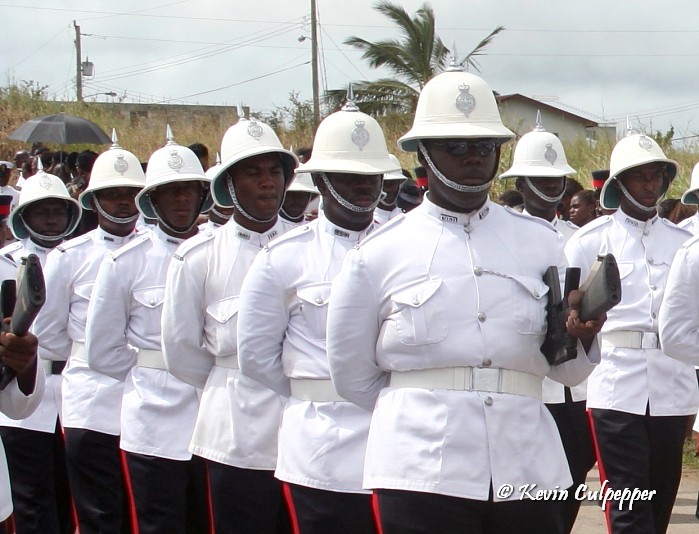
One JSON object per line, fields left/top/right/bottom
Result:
{"left": 428, "top": 139, "right": 502, "bottom": 157}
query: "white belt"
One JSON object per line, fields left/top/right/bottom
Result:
{"left": 290, "top": 378, "right": 345, "bottom": 402}
{"left": 215, "top": 356, "right": 239, "bottom": 370}
{"left": 601, "top": 331, "right": 660, "bottom": 350}
{"left": 70, "top": 342, "right": 86, "bottom": 363}
{"left": 389, "top": 367, "right": 542, "bottom": 400}
{"left": 137, "top": 349, "right": 166, "bottom": 370}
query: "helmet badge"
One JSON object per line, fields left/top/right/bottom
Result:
{"left": 247, "top": 120, "right": 264, "bottom": 140}
{"left": 167, "top": 149, "right": 184, "bottom": 171}
{"left": 114, "top": 153, "right": 129, "bottom": 175}
{"left": 544, "top": 143, "right": 557, "bottom": 165}
{"left": 351, "top": 119, "right": 370, "bottom": 150}
{"left": 638, "top": 136, "right": 653, "bottom": 151}
{"left": 39, "top": 175, "right": 54, "bottom": 190}
{"left": 455, "top": 84, "right": 476, "bottom": 117}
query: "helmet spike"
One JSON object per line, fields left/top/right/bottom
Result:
{"left": 165, "top": 124, "right": 176, "bottom": 146}
{"left": 446, "top": 40, "right": 464, "bottom": 72}
{"left": 237, "top": 103, "right": 247, "bottom": 122}
{"left": 342, "top": 83, "right": 359, "bottom": 112}
{"left": 533, "top": 110, "right": 546, "bottom": 132}
{"left": 37, "top": 156, "right": 44, "bottom": 172}
{"left": 110, "top": 128, "right": 121, "bottom": 149}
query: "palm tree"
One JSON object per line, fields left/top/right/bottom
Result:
{"left": 326, "top": 1, "right": 503, "bottom": 115}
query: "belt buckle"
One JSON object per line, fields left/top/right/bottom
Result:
{"left": 471, "top": 367, "right": 501, "bottom": 393}
{"left": 641, "top": 332, "right": 658, "bottom": 349}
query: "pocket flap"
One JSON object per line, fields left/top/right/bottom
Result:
{"left": 510, "top": 275, "right": 548, "bottom": 300}
{"left": 133, "top": 286, "right": 166, "bottom": 309}
{"left": 205, "top": 296, "right": 240, "bottom": 323}
{"left": 297, "top": 281, "right": 333, "bottom": 307}
{"left": 616, "top": 262, "right": 634, "bottom": 280}
{"left": 392, "top": 278, "right": 443, "bottom": 307}
{"left": 73, "top": 282, "right": 94, "bottom": 301}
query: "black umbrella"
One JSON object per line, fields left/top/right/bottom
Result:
{"left": 8, "top": 113, "right": 112, "bottom": 145}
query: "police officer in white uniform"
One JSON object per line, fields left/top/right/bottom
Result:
{"left": 86, "top": 127, "right": 211, "bottom": 534}
{"left": 198, "top": 154, "right": 235, "bottom": 232}
{"left": 161, "top": 118, "right": 297, "bottom": 533}
{"left": 325, "top": 65, "right": 604, "bottom": 534}
{"left": 499, "top": 114, "right": 593, "bottom": 533}
{"left": 566, "top": 131, "right": 698, "bottom": 534}
{"left": 0, "top": 165, "right": 81, "bottom": 534}
{"left": 373, "top": 154, "right": 407, "bottom": 226}
{"left": 0, "top": 306, "right": 45, "bottom": 532}
{"left": 678, "top": 162, "right": 699, "bottom": 234}
{"left": 279, "top": 171, "right": 319, "bottom": 227}
{"left": 32, "top": 132, "right": 145, "bottom": 534}
{"left": 237, "top": 97, "right": 399, "bottom": 533}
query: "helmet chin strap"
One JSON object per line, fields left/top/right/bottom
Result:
{"left": 226, "top": 176, "right": 278, "bottom": 224}
{"left": 524, "top": 177, "right": 566, "bottom": 204}
{"left": 210, "top": 206, "right": 232, "bottom": 221}
{"left": 279, "top": 207, "right": 304, "bottom": 223}
{"left": 93, "top": 197, "right": 140, "bottom": 225}
{"left": 19, "top": 213, "right": 73, "bottom": 243}
{"left": 319, "top": 173, "right": 381, "bottom": 213}
{"left": 616, "top": 179, "right": 658, "bottom": 214}
{"left": 418, "top": 142, "right": 493, "bottom": 193}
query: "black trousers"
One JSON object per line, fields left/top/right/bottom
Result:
{"left": 206, "top": 460, "right": 290, "bottom": 534}
{"left": 0, "top": 421, "right": 73, "bottom": 534}
{"left": 284, "top": 483, "right": 375, "bottom": 534}
{"left": 123, "top": 451, "right": 209, "bottom": 534}
{"left": 589, "top": 408, "right": 688, "bottom": 534}
{"left": 374, "top": 488, "right": 564, "bottom": 534}
{"left": 64, "top": 427, "right": 131, "bottom": 534}
{"left": 546, "top": 396, "right": 596, "bottom": 533}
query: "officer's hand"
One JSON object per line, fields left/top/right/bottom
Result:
{"left": 0, "top": 324, "right": 38, "bottom": 394}
{"left": 565, "top": 289, "right": 606, "bottom": 352}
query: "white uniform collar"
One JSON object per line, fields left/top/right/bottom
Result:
{"left": 23, "top": 238, "right": 53, "bottom": 255}
{"left": 231, "top": 219, "right": 283, "bottom": 248}
{"left": 154, "top": 225, "right": 188, "bottom": 247}
{"left": 614, "top": 208, "right": 659, "bottom": 231}
{"left": 522, "top": 208, "right": 558, "bottom": 228}
{"left": 97, "top": 226, "right": 138, "bottom": 245}
{"left": 320, "top": 212, "right": 374, "bottom": 242}
{"left": 422, "top": 195, "right": 492, "bottom": 232}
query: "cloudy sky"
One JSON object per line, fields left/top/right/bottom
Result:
{"left": 3, "top": 0, "right": 699, "bottom": 143}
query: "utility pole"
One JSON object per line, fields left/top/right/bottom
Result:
{"left": 311, "top": 0, "right": 320, "bottom": 129}
{"left": 74, "top": 21, "right": 83, "bottom": 102}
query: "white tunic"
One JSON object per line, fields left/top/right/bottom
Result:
{"left": 327, "top": 197, "right": 599, "bottom": 501}
{"left": 238, "top": 213, "right": 375, "bottom": 493}
{"left": 678, "top": 212, "right": 699, "bottom": 235}
{"left": 565, "top": 210, "right": 699, "bottom": 416}
{"left": 86, "top": 226, "right": 199, "bottom": 460}
{"left": 0, "top": 239, "right": 59, "bottom": 433}
{"left": 32, "top": 228, "right": 141, "bottom": 435}
{"left": 373, "top": 206, "right": 402, "bottom": 226}
{"left": 162, "top": 219, "right": 293, "bottom": 469}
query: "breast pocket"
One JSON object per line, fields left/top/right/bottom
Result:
{"left": 205, "top": 296, "right": 240, "bottom": 353}
{"left": 510, "top": 275, "right": 549, "bottom": 335}
{"left": 132, "top": 286, "right": 166, "bottom": 336}
{"left": 297, "top": 282, "right": 332, "bottom": 341}
{"left": 390, "top": 278, "right": 447, "bottom": 345}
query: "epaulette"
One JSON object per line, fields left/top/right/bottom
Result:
{"left": 559, "top": 219, "right": 579, "bottom": 231}
{"left": 109, "top": 232, "right": 151, "bottom": 261}
{"left": 55, "top": 232, "right": 92, "bottom": 254}
{"left": 569, "top": 214, "right": 613, "bottom": 238}
{"left": 680, "top": 232, "right": 699, "bottom": 250}
{"left": 660, "top": 217, "right": 693, "bottom": 236}
{"left": 0, "top": 254, "right": 16, "bottom": 270}
{"left": 171, "top": 230, "right": 216, "bottom": 262}
{"left": 504, "top": 207, "right": 559, "bottom": 233}
{"left": 264, "top": 224, "right": 313, "bottom": 252}
{"left": 0, "top": 241, "right": 23, "bottom": 257}
{"left": 354, "top": 213, "right": 406, "bottom": 249}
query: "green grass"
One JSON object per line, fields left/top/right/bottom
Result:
{"left": 684, "top": 436, "right": 699, "bottom": 471}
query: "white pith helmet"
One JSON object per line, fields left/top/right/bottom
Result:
{"left": 297, "top": 87, "right": 399, "bottom": 176}
{"left": 79, "top": 129, "right": 146, "bottom": 210}
{"left": 600, "top": 128, "right": 677, "bottom": 210}
{"left": 9, "top": 160, "right": 81, "bottom": 240}
{"left": 210, "top": 113, "right": 298, "bottom": 208}
{"left": 384, "top": 155, "right": 408, "bottom": 181}
{"left": 499, "top": 111, "right": 576, "bottom": 179}
{"left": 287, "top": 172, "right": 319, "bottom": 194}
{"left": 398, "top": 66, "right": 514, "bottom": 152}
{"left": 681, "top": 162, "right": 699, "bottom": 205}
{"left": 135, "top": 125, "right": 212, "bottom": 219}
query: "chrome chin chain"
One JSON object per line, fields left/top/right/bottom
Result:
{"left": 524, "top": 177, "right": 566, "bottom": 204}
{"left": 617, "top": 179, "right": 658, "bottom": 214}
{"left": 227, "top": 176, "right": 278, "bottom": 224}
{"left": 209, "top": 206, "right": 232, "bottom": 221}
{"left": 20, "top": 213, "right": 72, "bottom": 243}
{"left": 152, "top": 203, "right": 198, "bottom": 236}
{"left": 93, "top": 197, "right": 140, "bottom": 225}
{"left": 418, "top": 142, "right": 493, "bottom": 193}
{"left": 279, "top": 207, "right": 304, "bottom": 223}
{"left": 319, "top": 173, "right": 380, "bottom": 213}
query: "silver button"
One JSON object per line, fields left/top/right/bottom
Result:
{"left": 647, "top": 257, "right": 654, "bottom": 265}
{"left": 315, "top": 297, "right": 324, "bottom": 305}
{"left": 473, "top": 266, "right": 483, "bottom": 276}
{"left": 412, "top": 296, "right": 420, "bottom": 306}
{"left": 484, "top": 396, "right": 494, "bottom": 406}
{"left": 651, "top": 312, "right": 657, "bottom": 319}
{"left": 533, "top": 292, "right": 540, "bottom": 299}
{"left": 643, "top": 230, "right": 649, "bottom": 236}
{"left": 650, "top": 284, "right": 657, "bottom": 290}
{"left": 482, "top": 359, "right": 492, "bottom": 367}
{"left": 149, "top": 299, "right": 155, "bottom": 306}
{"left": 477, "top": 312, "right": 487, "bottom": 322}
